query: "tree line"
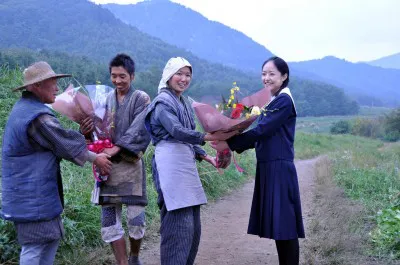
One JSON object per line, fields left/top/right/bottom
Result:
{"left": 0, "top": 48, "right": 359, "bottom": 117}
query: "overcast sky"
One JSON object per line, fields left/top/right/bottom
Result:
{"left": 91, "top": 0, "right": 400, "bottom": 62}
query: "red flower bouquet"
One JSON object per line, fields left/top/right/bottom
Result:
{"left": 192, "top": 82, "right": 271, "bottom": 171}
{"left": 230, "top": 103, "right": 244, "bottom": 119}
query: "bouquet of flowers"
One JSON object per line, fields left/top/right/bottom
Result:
{"left": 49, "top": 79, "right": 114, "bottom": 204}
{"left": 192, "top": 82, "right": 271, "bottom": 171}
{"left": 51, "top": 83, "right": 114, "bottom": 139}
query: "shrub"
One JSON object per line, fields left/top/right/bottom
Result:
{"left": 351, "top": 117, "right": 384, "bottom": 138}
{"left": 330, "top": 120, "right": 351, "bottom": 134}
{"left": 370, "top": 205, "right": 400, "bottom": 258}
{"left": 383, "top": 108, "right": 400, "bottom": 142}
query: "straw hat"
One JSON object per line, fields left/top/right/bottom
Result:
{"left": 13, "top": 61, "right": 71, "bottom": 91}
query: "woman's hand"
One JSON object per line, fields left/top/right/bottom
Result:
{"left": 103, "top": 146, "right": 121, "bottom": 157}
{"left": 210, "top": 140, "right": 230, "bottom": 152}
{"left": 204, "top": 130, "right": 239, "bottom": 141}
{"left": 94, "top": 153, "right": 112, "bottom": 175}
{"left": 201, "top": 154, "right": 217, "bottom": 168}
{"left": 80, "top": 116, "right": 94, "bottom": 135}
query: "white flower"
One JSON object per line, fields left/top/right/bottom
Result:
{"left": 251, "top": 106, "right": 261, "bottom": 116}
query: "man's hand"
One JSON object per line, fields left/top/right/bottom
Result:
{"left": 210, "top": 140, "right": 230, "bottom": 152}
{"left": 94, "top": 153, "right": 112, "bottom": 175}
{"left": 80, "top": 116, "right": 94, "bottom": 135}
{"left": 103, "top": 146, "right": 121, "bottom": 157}
{"left": 201, "top": 154, "right": 217, "bottom": 168}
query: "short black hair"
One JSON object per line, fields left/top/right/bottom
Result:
{"left": 262, "top": 56, "right": 290, "bottom": 89}
{"left": 109, "top": 53, "right": 135, "bottom": 75}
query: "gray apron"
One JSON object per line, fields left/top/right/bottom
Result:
{"left": 155, "top": 140, "right": 207, "bottom": 211}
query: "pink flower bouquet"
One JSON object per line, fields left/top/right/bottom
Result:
{"left": 192, "top": 82, "right": 271, "bottom": 171}
{"left": 50, "top": 82, "right": 114, "bottom": 204}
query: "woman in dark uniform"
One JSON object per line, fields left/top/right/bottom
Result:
{"left": 211, "top": 56, "right": 305, "bottom": 265}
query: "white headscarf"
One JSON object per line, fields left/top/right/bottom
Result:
{"left": 158, "top": 57, "right": 192, "bottom": 93}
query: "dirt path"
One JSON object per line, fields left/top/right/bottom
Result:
{"left": 141, "top": 158, "right": 319, "bottom": 265}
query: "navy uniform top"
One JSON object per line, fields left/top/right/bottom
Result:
{"left": 227, "top": 92, "right": 296, "bottom": 162}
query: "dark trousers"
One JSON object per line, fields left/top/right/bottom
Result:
{"left": 275, "top": 239, "right": 299, "bottom": 265}
{"left": 160, "top": 204, "right": 201, "bottom": 265}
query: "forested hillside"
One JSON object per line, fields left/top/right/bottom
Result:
{"left": 0, "top": 0, "right": 359, "bottom": 116}
{"left": 104, "top": 1, "right": 274, "bottom": 73}
{"left": 0, "top": 48, "right": 359, "bottom": 116}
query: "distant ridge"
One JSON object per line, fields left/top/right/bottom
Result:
{"left": 103, "top": 1, "right": 274, "bottom": 73}
{"left": 367, "top": 52, "right": 400, "bottom": 70}
{"left": 290, "top": 56, "right": 400, "bottom": 107}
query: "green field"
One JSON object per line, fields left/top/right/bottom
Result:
{"left": 296, "top": 106, "right": 393, "bottom": 134}
{"left": 1, "top": 66, "right": 399, "bottom": 264}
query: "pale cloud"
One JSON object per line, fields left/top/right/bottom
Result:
{"left": 91, "top": 0, "right": 400, "bottom": 62}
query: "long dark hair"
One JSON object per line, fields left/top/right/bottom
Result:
{"left": 262, "top": 56, "right": 290, "bottom": 90}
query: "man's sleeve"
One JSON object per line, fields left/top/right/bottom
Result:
{"left": 28, "top": 114, "right": 95, "bottom": 166}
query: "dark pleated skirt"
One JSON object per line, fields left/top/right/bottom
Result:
{"left": 247, "top": 160, "right": 305, "bottom": 240}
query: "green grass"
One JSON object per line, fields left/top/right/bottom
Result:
{"left": 359, "top": 106, "right": 393, "bottom": 116}
{"left": 330, "top": 142, "right": 400, "bottom": 258}
{"left": 1, "top": 65, "right": 399, "bottom": 263}
{"left": 296, "top": 132, "right": 399, "bottom": 263}
{"left": 0, "top": 66, "right": 258, "bottom": 263}
{"left": 296, "top": 106, "right": 394, "bottom": 134}
{"left": 296, "top": 116, "right": 355, "bottom": 134}
{"left": 295, "top": 131, "right": 400, "bottom": 261}
{"left": 296, "top": 131, "right": 400, "bottom": 259}
{"left": 294, "top": 132, "right": 381, "bottom": 160}
{"left": 332, "top": 143, "right": 399, "bottom": 211}
{"left": 296, "top": 129, "right": 400, "bottom": 260}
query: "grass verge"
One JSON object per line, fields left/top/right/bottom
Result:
{"left": 300, "top": 134, "right": 400, "bottom": 264}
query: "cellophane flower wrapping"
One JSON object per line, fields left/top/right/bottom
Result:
{"left": 50, "top": 80, "right": 114, "bottom": 204}
{"left": 51, "top": 83, "right": 94, "bottom": 124}
{"left": 84, "top": 84, "right": 114, "bottom": 140}
{"left": 191, "top": 83, "right": 271, "bottom": 170}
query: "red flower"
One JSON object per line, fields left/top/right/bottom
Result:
{"left": 87, "top": 138, "right": 113, "bottom": 153}
{"left": 231, "top": 104, "right": 244, "bottom": 119}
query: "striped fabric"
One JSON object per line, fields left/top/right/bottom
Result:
{"left": 15, "top": 216, "right": 64, "bottom": 245}
{"left": 28, "top": 114, "right": 93, "bottom": 165}
{"left": 159, "top": 205, "right": 201, "bottom": 265}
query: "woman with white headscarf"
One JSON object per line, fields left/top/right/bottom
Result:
{"left": 145, "top": 57, "right": 236, "bottom": 265}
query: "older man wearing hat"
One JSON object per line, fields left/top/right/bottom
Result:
{"left": 1, "top": 61, "right": 112, "bottom": 265}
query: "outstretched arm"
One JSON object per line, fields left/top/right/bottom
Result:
{"left": 28, "top": 114, "right": 111, "bottom": 172}
{"left": 228, "top": 94, "right": 294, "bottom": 152}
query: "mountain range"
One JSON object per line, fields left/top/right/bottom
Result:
{"left": 104, "top": 1, "right": 400, "bottom": 107}
{"left": 367, "top": 52, "right": 400, "bottom": 70}
{"left": 0, "top": 0, "right": 263, "bottom": 99}
{"left": 0, "top": 0, "right": 359, "bottom": 116}
{"left": 290, "top": 56, "right": 400, "bottom": 107}
{"left": 103, "top": 1, "right": 274, "bottom": 73}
